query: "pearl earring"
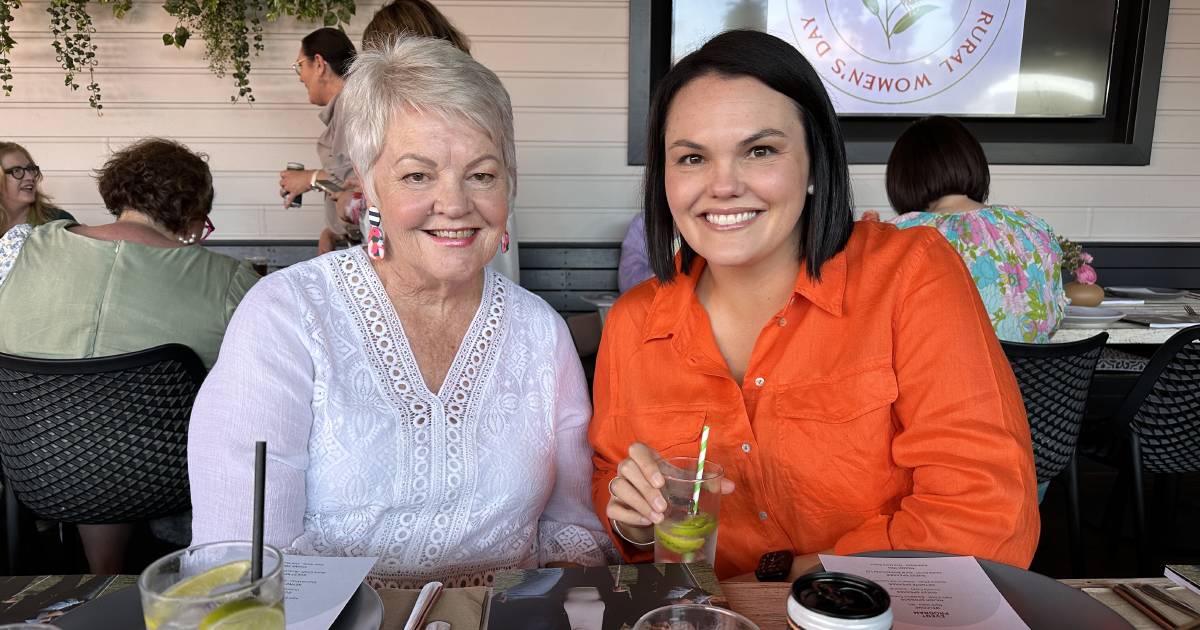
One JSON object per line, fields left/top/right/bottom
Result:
{"left": 807, "top": 184, "right": 814, "bottom": 195}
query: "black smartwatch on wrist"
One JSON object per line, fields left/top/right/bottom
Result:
{"left": 755, "top": 549, "right": 794, "bottom": 582}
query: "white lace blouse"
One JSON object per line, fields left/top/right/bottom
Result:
{"left": 188, "top": 247, "right": 613, "bottom": 588}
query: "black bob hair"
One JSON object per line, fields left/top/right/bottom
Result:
{"left": 886, "top": 115, "right": 990, "bottom": 214}
{"left": 642, "top": 29, "right": 855, "bottom": 282}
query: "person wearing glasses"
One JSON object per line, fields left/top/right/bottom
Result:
{"left": 0, "top": 138, "right": 258, "bottom": 573}
{"left": 0, "top": 141, "right": 73, "bottom": 235}
{"left": 278, "top": 27, "right": 358, "bottom": 254}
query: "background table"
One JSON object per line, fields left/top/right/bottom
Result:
{"left": 1052, "top": 295, "right": 1200, "bottom": 344}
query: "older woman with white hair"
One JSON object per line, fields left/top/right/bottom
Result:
{"left": 188, "top": 36, "right": 613, "bottom": 587}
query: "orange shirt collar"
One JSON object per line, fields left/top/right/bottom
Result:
{"left": 642, "top": 250, "right": 848, "bottom": 342}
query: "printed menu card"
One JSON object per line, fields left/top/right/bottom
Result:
{"left": 819, "top": 555, "right": 1030, "bottom": 629}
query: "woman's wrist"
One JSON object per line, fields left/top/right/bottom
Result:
{"left": 610, "top": 519, "right": 654, "bottom": 547}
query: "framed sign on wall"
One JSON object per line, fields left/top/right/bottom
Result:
{"left": 628, "top": 0, "right": 1170, "bottom": 166}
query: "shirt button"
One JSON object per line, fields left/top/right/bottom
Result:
{"left": 741, "top": 443, "right": 751, "bottom": 453}
{"left": 759, "top": 511, "right": 768, "bottom": 521}
{"left": 778, "top": 317, "right": 788, "bottom": 327}
{"left": 754, "top": 377, "right": 765, "bottom": 387}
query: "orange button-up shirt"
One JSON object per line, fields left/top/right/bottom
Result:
{"left": 589, "top": 221, "right": 1040, "bottom": 579}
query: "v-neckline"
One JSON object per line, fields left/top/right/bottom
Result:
{"left": 353, "top": 248, "right": 496, "bottom": 400}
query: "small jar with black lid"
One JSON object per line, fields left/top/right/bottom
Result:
{"left": 788, "top": 571, "right": 893, "bottom": 629}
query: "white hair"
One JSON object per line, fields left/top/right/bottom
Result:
{"left": 340, "top": 35, "right": 517, "bottom": 205}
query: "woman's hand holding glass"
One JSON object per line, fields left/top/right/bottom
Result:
{"left": 606, "top": 443, "right": 735, "bottom": 545}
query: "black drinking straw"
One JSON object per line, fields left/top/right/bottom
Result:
{"left": 251, "top": 440, "right": 266, "bottom": 581}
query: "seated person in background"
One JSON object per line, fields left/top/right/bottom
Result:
{"left": 0, "top": 138, "right": 259, "bottom": 573}
{"left": 1, "top": 141, "right": 74, "bottom": 235}
{"left": 592, "top": 31, "right": 1039, "bottom": 581}
{"left": 188, "top": 36, "right": 613, "bottom": 589}
{"left": 618, "top": 212, "right": 653, "bottom": 293}
{"left": 882, "top": 116, "right": 1066, "bottom": 343}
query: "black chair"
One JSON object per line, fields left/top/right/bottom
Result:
{"left": 0, "top": 344, "right": 205, "bottom": 574}
{"left": 1109, "top": 325, "right": 1200, "bottom": 575}
{"left": 1001, "top": 332, "right": 1108, "bottom": 578}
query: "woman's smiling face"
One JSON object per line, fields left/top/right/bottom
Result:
{"left": 663, "top": 74, "right": 811, "bottom": 272}
{"left": 1, "top": 149, "right": 39, "bottom": 219}
{"left": 368, "top": 106, "right": 509, "bottom": 284}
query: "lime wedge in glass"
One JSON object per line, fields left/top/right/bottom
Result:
{"left": 200, "top": 600, "right": 285, "bottom": 629}
{"left": 163, "top": 560, "right": 252, "bottom": 598}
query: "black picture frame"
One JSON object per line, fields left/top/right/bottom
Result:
{"left": 627, "top": 0, "right": 1171, "bottom": 166}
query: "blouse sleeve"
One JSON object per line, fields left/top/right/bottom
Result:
{"left": 188, "top": 274, "right": 316, "bottom": 550}
{"left": 537, "top": 313, "right": 618, "bottom": 566}
{"left": 618, "top": 214, "right": 653, "bottom": 293}
{"left": 832, "top": 233, "right": 1041, "bottom": 568}
{"left": 0, "top": 224, "right": 33, "bottom": 287}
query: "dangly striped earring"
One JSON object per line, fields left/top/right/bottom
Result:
{"left": 366, "top": 206, "right": 386, "bottom": 260}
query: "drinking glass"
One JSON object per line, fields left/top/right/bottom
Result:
{"left": 633, "top": 603, "right": 759, "bottom": 630}
{"left": 139, "top": 541, "right": 284, "bottom": 630}
{"left": 653, "top": 457, "right": 724, "bottom": 565}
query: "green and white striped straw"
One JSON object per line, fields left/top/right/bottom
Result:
{"left": 689, "top": 425, "right": 711, "bottom": 515}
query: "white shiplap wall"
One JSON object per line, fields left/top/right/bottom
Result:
{"left": 0, "top": 0, "right": 1197, "bottom": 242}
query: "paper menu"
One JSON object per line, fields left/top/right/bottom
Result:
{"left": 284, "top": 555, "right": 378, "bottom": 630}
{"left": 818, "top": 555, "right": 1029, "bottom": 629}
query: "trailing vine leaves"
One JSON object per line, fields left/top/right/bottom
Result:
{"left": 47, "top": 0, "right": 104, "bottom": 109}
{"left": 0, "top": 0, "right": 19, "bottom": 97}
{"left": 0, "top": 0, "right": 350, "bottom": 107}
{"left": 163, "top": 0, "right": 355, "bottom": 103}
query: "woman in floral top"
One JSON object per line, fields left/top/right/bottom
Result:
{"left": 884, "top": 116, "right": 1066, "bottom": 343}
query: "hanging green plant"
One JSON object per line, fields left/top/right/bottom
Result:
{"left": 0, "top": 0, "right": 18, "bottom": 97}
{"left": 47, "top": 0, "right": 100, "bottom": 108}
{"left": 163, "top": 0, "right": 355, "bottom": 104}
{"left": 44, "top": 0, "right": 128, "bottom": 110}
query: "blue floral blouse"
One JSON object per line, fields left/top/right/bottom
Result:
{"left": 889, "top": 206, "right": 1066, "bottom": 343}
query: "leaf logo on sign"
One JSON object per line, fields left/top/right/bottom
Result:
{"left": 863, "top": 0, "right": 939, "bottom": 50}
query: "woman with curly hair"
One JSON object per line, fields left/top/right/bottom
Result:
{"left": 0, "top": 138, "right": 259, "bottom": 369}
{"left": 0, "top": 137, "right": 259, "bottom": 573}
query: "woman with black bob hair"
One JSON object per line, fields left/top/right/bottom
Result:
{"left": 590, "top": 30, "right": 1040, "bottom": 580}
{"left": 643, "top": 30, "right": 853, "bottom": 282}
{"left": 883, "top": 116, "right": 1066, "bottom": 344}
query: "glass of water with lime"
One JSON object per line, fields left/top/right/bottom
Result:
{"left": 653, "top": 457, "right": 724, "bottom": 565}
{"left": 139, "top": 541, "right": 285, "bottom": 630}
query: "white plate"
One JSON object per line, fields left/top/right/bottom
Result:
{"left": 1062, "top": 306, "right": 1124, "bottom": 328}
{"left": 1105, "top": 286, "right": 1186, "bottom": 300}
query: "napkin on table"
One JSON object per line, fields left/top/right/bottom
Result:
{"left": 378, "top": 586, "right": 489, "bottom": 630}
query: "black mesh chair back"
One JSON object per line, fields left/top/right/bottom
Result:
{"left": 0, "top": 344, "right": 205, "bottom": 524}
{"left": 1119, "top": 325, "right": 1200, "bottom": 475}
{"left": 1002, "top": 333, "right": 1108, "bottom": 483}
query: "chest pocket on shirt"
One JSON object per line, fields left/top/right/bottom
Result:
{"left": 618, "top": 408, "right": 707, "bottom": 459}
{"left": 774, "top": 365, "right": 898, "bottom": 424}
{"left": 771, "top": 365, "right": 900, "bottom": 513}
